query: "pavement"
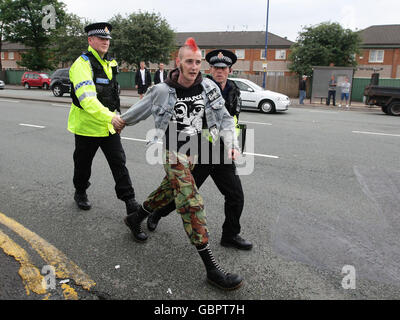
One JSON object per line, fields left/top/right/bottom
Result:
{"left": 1, "top": 84, "right": 381, "bottom": 111}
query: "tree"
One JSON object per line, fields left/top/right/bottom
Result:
{"left": 288, "top": 22, "right": 362, "bottom": 77}
{"left": 109, "top": 11, "right": 175, "bottom": 68}
{"left": 50, "top": 13, "right": 91, "bottom": 68}
{"left": 3, "top": 0, "right": 67, "bottom": 70}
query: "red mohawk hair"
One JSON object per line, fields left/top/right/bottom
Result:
{"left": 184, "top": 37, "right": 199, "bottom": 52}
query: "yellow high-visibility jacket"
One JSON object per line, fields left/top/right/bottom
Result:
{"left": 67, "top": 45, "right": 117, "bottom": 137}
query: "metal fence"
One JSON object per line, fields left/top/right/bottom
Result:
{"left": 8, "top": 69, "right": 400, "bottom": 101}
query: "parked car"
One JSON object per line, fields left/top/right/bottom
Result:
{"left": 230, "top": 78, "right": 290, "bottom": 113}
{"left": 50, "top": 68, "right": 71, "bottom": 97}
{"left": 0, "top": 80, "right": 5, "bottom": 89}
{"left": 21, "top": 71, "right": 51, "bottom": 89}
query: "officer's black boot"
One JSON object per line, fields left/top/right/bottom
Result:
{"left": 125, "top": 198, "right": 140, "bottom": 215}
{"left": 147, "top": 210, "right": 162, "bottom": 232}
{"left": 124, "top": 205, "right": 150, "bottom": 242}
{"left": 74, "top": 191, "right": 91, "bottom": 210}
{"left": 196, "top": 243, "right": 243, "bottom": 290}
{"left": 147, "top": 201, "right": 175, "bottom": 232}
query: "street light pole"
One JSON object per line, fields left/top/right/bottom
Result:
{"left": 262, "top": 0, "right": 270, "bottom": 89}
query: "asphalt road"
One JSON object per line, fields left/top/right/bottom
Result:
{"left": 1, "top": 92, "right": 400, "bottom": 301}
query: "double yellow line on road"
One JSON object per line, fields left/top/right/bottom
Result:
{"left": 0, "top": 212, "right": 96, "bottom": 300}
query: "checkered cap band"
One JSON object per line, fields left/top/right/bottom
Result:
{"left": 209, "top": 55, "right": 232, "bottom": 65}
{"left": 88, "top": 29, "right": 110, "bottom": 37}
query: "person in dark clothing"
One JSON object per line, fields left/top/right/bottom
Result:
{"left": 326, "top": 75, "right": 337, "bottom": 106}
{"left": 135, "top": 61, "right": 152, "bottom": 99}
{"left": 299, "top": 75, "right": 307, "bottom": 104}
{"left": 146, "top": 49, "right": 253, "bottom": 251}
{"left": 154, "top": 62, "right": 168, "bottom": 84}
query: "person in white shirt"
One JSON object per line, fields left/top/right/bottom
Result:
{"left": 154, "top": 63, "right": 167, "bottom": 85}
{"left": 134, "top": 61, "right": 151, "bottom": 99}
{"left": 339, "top": 77, "right": 351, "bottom": 109}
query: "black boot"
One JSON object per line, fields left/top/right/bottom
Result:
{"left": 125, "top": 198, "right": 140, "bottom": 215}
{"left": 124, "top": 205, "right": 151, "bottom": 242}
{"left": 147, "top": 210, "right": 162, "bottom": 231}
{"left": 197, "top": 244, "right": 243, "bottom": 290}
{"left": 147, "top": 201, "right": 175, "bottom": 232}
{"left": 221, "top": 234, "right": 253, "bottom": 251}
{"left": 74, "top": 191, "right": 91, "bottom": 210}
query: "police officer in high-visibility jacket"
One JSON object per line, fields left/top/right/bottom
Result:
{"left": 147, "top": 49, "right": 253, "bottom": 251}
{"left": 68, "top": 22, "right": 140, "bottom": 215}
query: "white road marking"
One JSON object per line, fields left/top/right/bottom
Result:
{"left": 121, "top": 137, "right": 148, "bottom": 143}
{"left": 307, "top": 110, "right": 338, "bottom": 114}
{"left": 352, "top": 131, "right": 400, "bottom": 138}
{"left": 244, "top": 152, "right": 279, "bottom": 159}
{"left": 122, "top": 136, "right": 279, "bottom": 159}
{"left": 240, "top": 120, "right": 272, "bottom": 126}
{"left": 0, "top": 99, "right": 20, "bottom": 103}
{"left": 19, "top": 123, "right": 46, "bottom": 129}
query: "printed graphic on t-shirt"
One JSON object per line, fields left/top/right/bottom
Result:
{"left": 172, "top": 93, "right": 205, "bottom": 135}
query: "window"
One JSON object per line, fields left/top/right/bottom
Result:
{"left": 369, "top": 50, "right": 384, "bottom": 63}
{"left": 235, "top": 49, "right": 245, "bottom": 60}
{"left": 260, "top": 49, "right": 266, "bottom": 59}
{"left": 267, "top": 71, "right": 284, "bottom": 76}
{"left": 275, "top": 50, "right": 286, "bottom": 60}
{"left": 1, "top": 52, "right": 4, "bottom": 60}
{"left": 8, "top": 52, "right": 14, "bottom": 60}
{"left": 234, "top": 80, "right": 252, "bottom": 91}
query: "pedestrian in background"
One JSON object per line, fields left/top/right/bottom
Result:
{"left": 339, "top": 77, "right": 351, "bottom": 109}
{"left": 154, "top": 62, "right": 167, "bottom": 85}
{"left": 135, "top": 61, "right": 151, "bottom": 99}
{"left": 299, "top": 75, "right": 307, "bottom": 105}
{"left": 326, "top": 75, "right": 337, "bottom": 106}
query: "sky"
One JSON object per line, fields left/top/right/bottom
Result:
{"left": 62, "top": 0, "right": 400, "bottom": 42}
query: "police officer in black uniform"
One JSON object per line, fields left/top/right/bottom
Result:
{"left": 146, "top": 49, "right": 252, "bottom": 251}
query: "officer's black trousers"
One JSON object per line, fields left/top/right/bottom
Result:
{"left": 158, "top": 163, "right": 244, "bottom": 238}
{"left": 73, "top": 133, "right": 135, "bottom": 201}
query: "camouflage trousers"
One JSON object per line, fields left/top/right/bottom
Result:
{"left": 143, "top": 150, "right": 209, "bottom": 246}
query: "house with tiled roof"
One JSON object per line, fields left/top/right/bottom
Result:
{"left": 151, "top": 31, "right": 295, "bottom": 77}
{"left": 0, "top": 42, "right": 28, "bottom": 70}
{"left": 355, "top": 25, "right": 400, "bottom": 79}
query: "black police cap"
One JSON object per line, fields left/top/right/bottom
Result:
{"left": 206, "top": 49, "right": 237, "bottom": 68}
{"left": 84, "top": 22, "right": 112, "bottom": 39}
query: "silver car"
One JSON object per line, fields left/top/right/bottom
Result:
{"left": 230, "top": 78, "right": 290, "bottom": 113}
{"left": 0, "top": 80, "right": 5, "bottom": 90}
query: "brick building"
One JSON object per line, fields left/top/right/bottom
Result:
{"left": 149, "top": 31, "right": 294, "bottom": 77}
{"left": 0, "top": 42, "right": 27, "bottom": 70}
{"left": 355, "top": 24, "right": 400, "bottom": 79}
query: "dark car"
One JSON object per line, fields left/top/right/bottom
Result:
{"left": 50, "top": 68, "right": 71, "bottom": 97}
{"left": 364, "top": 85, "right": 400, "bottom": 116}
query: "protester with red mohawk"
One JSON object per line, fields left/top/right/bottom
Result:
{"left": 117, "top": 38, "right": 243, "bottom": 290}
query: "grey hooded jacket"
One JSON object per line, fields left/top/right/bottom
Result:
{"left": 121, "top": 77, "right": 240, "bottom": 152}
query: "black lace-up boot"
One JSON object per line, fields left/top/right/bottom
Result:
{"left": 124, "top": 205, "right": 151, "bottom": 242}
{"left": 196, "top": 243, "right": 243, "bottom": 290}
{"left": 147, "top": 201, "right": 175, "bottom": 231}
{"left": 74, "top": 191, "right": 91, "bottom": 210}
{"left": 125, "top": 198, "right": 140, "bottom": 215}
